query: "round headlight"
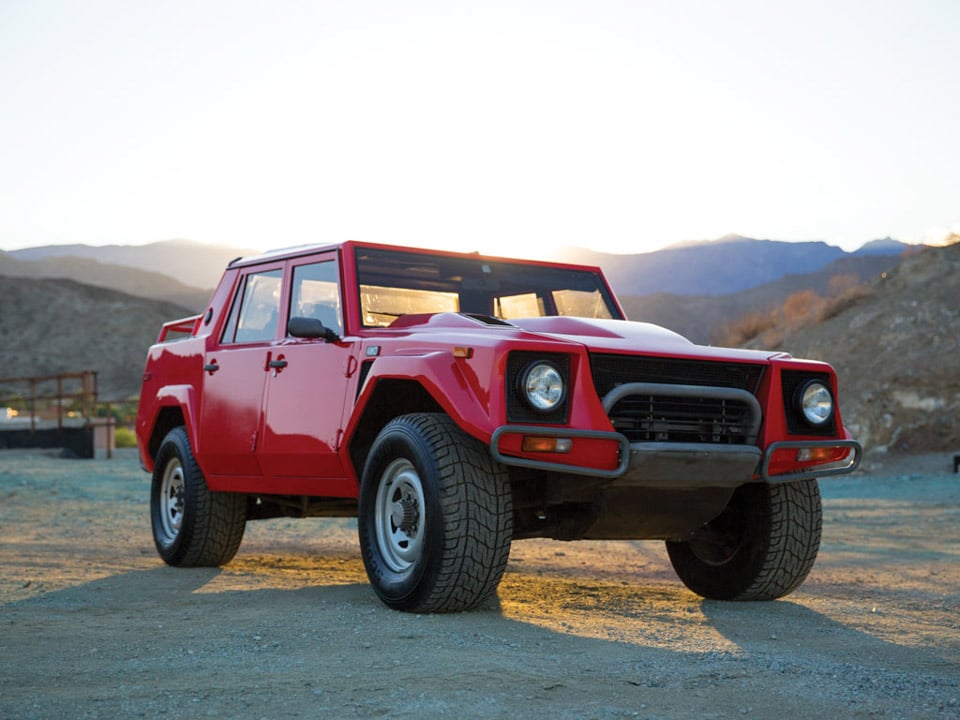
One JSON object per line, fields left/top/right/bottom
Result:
{"left": 519, "top": 362, "right": 565, "bottom": 413}
{"left": 798, "top": 380, "right": 834, "bottom": 426}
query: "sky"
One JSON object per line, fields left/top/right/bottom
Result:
{"left": 1, "top": 0, "right": 958, "bottom": 258}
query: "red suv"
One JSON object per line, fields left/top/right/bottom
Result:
{"left": 136, "top": 241, "right": 861, "bottom": 612}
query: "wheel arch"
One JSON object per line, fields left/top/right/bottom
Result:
{"left": 344, "top": 350, "right": 503, "bottom": 481}
{"left": 148, "top": 406, "right": 187, "bottom": 462}
{"left": 346, "top": 378, "right": 444, "bottom": 480}
{"left": 142, "top": 384, "right": 199, "bottom": 469}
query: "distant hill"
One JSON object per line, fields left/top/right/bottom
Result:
{"left": 558, "top": 235, "right": 911, "bottom": 297}
{"left": 618, "top": 253, "right": 905, "bottom": 344}
{"left": 0, "top": 277, "right": 191, "bottom": 399}
{"left": 854, "top": 237, "right": 913, "bottom": 255}
{"left": 0, "top": 251, "right": 211, "bottom": 312}
{"left": 9, "top": 239, "right": 259, "bottom": 292}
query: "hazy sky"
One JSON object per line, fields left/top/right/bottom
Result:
{"left": 1, "top": 0, "right": 957, "bottom": 257}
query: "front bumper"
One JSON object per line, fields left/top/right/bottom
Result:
{"left": 490, "top": 425, "right": 862, "bottom": 488}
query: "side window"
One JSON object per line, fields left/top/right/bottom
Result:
{"left": 221, "top": 269, "right": 283, "bottom": 344}
{"left": 289, "top": 261, "right": 342, "bottom": 335}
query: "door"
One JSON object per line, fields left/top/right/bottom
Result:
{"left": 198, "top": 264, "right": 284, "bottom": 479}
{"left": 259, "top": 255, "right": 354, "bottom": 484}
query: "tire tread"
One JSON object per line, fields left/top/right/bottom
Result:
{"left": 359, "top": 413, "right": 512, "bottom": 612}
{"left": 152, "top": 427, "right": 246, "bottom": 567}
{"left": 666, "top": 479, "right": 822, "bottom": 601}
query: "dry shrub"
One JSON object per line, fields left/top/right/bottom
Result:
{"left": 716, "top": 271, "right": 877, "bottom": 348}
{"left": 712, "top": 309, "right": 779, "bottom": 346}
{"left": 821, "top": 276, "right": 873, "bottom": 320}
{"left": 827, "top": 273, "right": 861, "bottom": 298}
{"left": 783, "top": 289, "right": 825, "bottom": 326}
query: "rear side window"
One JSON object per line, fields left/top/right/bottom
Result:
{"left": 221, "top": 269, "right": 283, "bottom": 344}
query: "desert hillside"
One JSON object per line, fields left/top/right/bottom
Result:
{"left": 0, "top": 277, "right": 192, "bottom": 399}
{"left": 744, "top": 241, "right": 960, "bottom": 454}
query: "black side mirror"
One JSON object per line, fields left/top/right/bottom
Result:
{"left": 287, "top": 316, "right": 339, "bottom": 343}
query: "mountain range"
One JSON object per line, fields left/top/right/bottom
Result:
{"left": 7, "top": 239, "right": 259, "bottom": 292}
{"left": 558, "top": 235, "right": 910, "bottom": 296}
{"left": 617, "top": 251, "right": 907, "bottom": 345}
{"left": 3, "top": 235, "right": 911, "bottom": 314}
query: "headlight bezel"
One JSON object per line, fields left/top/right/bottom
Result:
{"left": 518, "top": 360, "right": 567, "bottom": 414}
{"left": 795, "top": 379, "right": 835, "bottom": 428}
{"left": 506, "top": 351, "right": 572, "bottom": 424}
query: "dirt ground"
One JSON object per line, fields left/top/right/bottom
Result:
{"left": 1, "top": 448, "right": 958, "bottom": 719}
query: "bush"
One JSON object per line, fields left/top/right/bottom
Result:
{"left": 782, "top": 289, "right": 825, "bottom": 326}
{"left": 114, "top": 426, "right": 138, "bottom": 448}
{"left": 712, "top": 309, "right": 778, "bottom": 346}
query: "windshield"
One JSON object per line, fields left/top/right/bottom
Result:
{"left": 355, "top": 247, "right": 621, "bottom": 328}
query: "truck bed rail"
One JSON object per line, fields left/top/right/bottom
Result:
{"left": 157, "top": 314, "right": 202, "bottom": 343}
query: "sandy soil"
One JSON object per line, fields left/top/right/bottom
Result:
{"left": 1, "top": 448, "right": 958, "bottom": 719}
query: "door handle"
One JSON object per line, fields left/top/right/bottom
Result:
{"left": 269, "top": 359, "right": 288, "bottom": 369}
{"left": 203, "top": 362, "right": 220, "bottom": 374}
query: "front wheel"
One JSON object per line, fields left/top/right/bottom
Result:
{"left": 358, "top": 414, "right": 513, "bottom": 612}
{"left": 666, "top": 479, "right": 822, "bottom": 600}
{"left": 150, "top": 426, "right": 247, "bottom": 567}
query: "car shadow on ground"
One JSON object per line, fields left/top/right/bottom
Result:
{"left": 3, "top": 560, "right": 959, "bottom": 720}
{"left": 699, "top": 596, "right": 959, "bottom": 672}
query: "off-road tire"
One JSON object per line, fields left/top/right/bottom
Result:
{"left": 665, "top": 479, "right": 822, "bottom": 600}
{"left": 358, "top": 413, "right": 513, "bottom": 613}
{"left": 150, "top": 426, "right": 247, "bottom": 567}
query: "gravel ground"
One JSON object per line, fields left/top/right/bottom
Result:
{"left": 1, "top": 448, "right": 958, "bottom": 719}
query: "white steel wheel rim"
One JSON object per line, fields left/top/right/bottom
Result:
{"left": 159, "top": 458, "right": 186, "bottom": 544}
{"left": 374, "top": 458, "right": 426, "bottom": 573}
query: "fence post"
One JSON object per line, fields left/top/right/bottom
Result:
{"left": 57, "top": 375, "right": 63, "bottom": 430}
{"left": 29, "top": 378, "right": 36, "bottom": 434}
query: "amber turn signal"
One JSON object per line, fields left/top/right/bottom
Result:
{"left": 796, "top": 446, "right": 846, "bottom": 463}
{"left": 521, "top": 436, "right": 573, "bottom": 453}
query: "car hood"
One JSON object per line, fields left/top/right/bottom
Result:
{"left": 382, "top": 313, "right": 788, "bottom": 363}
{"left": 510, "top": 316, "right": 787, "bottom": 363}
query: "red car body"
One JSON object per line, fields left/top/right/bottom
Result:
{"left": 137, "top": 241, "right": 860, "bottom": 612}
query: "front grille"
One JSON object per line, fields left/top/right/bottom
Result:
{"left": 590, "top": 354, "right": 764, "bottom": 397}
{"left": 591, "top": 354, "right": 764, "bottom": 445}
{"left": 608, "top": 394, "right": 755, "bottom": 444}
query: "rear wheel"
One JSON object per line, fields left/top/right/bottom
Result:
{"left": 666, "top": 479, "right": 822, "bottom": 600}
{"left": 358, "top": 414, "right": 513, "bottom": 612}
{"left": 150, "top": 427, "right": 247, "bottom": 567}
